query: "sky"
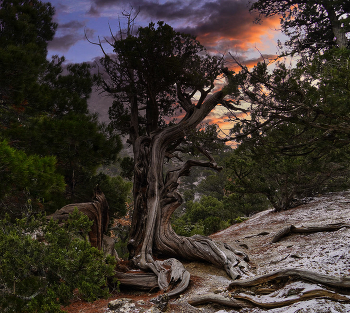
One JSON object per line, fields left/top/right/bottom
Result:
{"left": 47, "top": 0, "right": 283, "bottom": 65}
{"left": 46, "top": 0, "right": 284, "bottom": 134}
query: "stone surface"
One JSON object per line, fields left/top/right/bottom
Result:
{"left": 108, "top": 298, "right": 135, "bottom": 312}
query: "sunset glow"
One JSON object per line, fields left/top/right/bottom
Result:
{"left": 47, "top": 0, "right": 283, "bottom": 137}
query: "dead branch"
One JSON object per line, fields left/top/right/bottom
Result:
{"left": 177, "top": 84, "right": 195, "bottom": 113}
{"left": 234, "top": 289, "right": 350, "bottom": 309}
{"left": 272, "top": 223, "right": 350, "bottom": 243}
{"left": 228, "top": 268, "right": 350, "bottom": 290}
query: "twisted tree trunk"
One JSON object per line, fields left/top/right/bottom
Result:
{"left": 124, "top": 91, "right": 252, "bottom": 296}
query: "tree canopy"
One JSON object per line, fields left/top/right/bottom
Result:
{"left": 0, "top": 0, "right": 56, "bottom": 109}
{"left": 0, "top": 1, "right": 129, "bottom": 309}
{"left": 224, "top": 0, "right": 350, "bottom": 210}
{"left": 95, "top": 18, "right": 252, "bottom": 295}
{"left": 99, "top": 20, "right": 223, "bottom": 143}
{"left": 251, "top": 0, "right": 350, "bottom": 54}
{"left": 0, "top": 0, "right": 127, "bottom": 217}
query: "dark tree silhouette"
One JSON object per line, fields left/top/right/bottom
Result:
{"left": 93, "top": 17, "right": 250, "bottom": 295}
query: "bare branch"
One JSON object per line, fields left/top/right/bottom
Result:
{"left": 177, "top": 84, "right": 195, "bottom": 113}
{"left": 164, "top": 152, "right": 183, "bottom": 162}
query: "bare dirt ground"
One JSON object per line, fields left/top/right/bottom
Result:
{"left": 63, "top": 191, "right": 350, "bottom": 313}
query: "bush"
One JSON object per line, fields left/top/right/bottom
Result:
{"left": 0, "top": 209, "right": 116, "bottom": 313}
{"left": 203, "top": 216, "right": 221, "bottom": 235}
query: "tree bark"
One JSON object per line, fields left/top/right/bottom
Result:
{"left": 228, "top": 268, "right": 350, "bottom": 290}
{"left": 47, "top": 187, "right": 110, "bottom": 250}
{"left": 271, "top": 223, "right": 350, "bottom": 243}
{"left": 323, "top": 3, "right": 349, "bottom": 49}
{"left": 125, "top": 89, "right": 252, "bottom": 296}
{"left": 188, "top": 290, "right": 349, "bottom": 309}
{"left": 233, "top": 290, "right": 350, "bottom": 309}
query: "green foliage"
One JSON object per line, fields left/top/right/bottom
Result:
{"left": 226, "top": 123, "right": 350, "bottom": 211}
{"left": 229, "top": 2, "right": 350, "bottom": 213}
{"left": 0, "top": 140, "right": 65, "bottom": 218}
{"left": 184, "top": 124, "right": 230, "bottom": 157}
{"left": 119, "top": 156, "right": 134, "bottom": 180}
{"left": 0, "top": 209, "right": 116, "bottom": 312}
{"left": 172, "top": 143, "right": 267, "bottom": 236}
{"left": 171, "top": 217, "right": 204, "bottom": 237}
{"left": 223, "top": 192, "right": 269, "bottom": 218}
{"left": 203, "top": 216, "right": 222, "bottom": 236}
{"left": 172, "top": 196, "right": 240, "bottom": 236}
{"left": 9, "top": 113, "right": 123, "bottom": 210}
{"left": 0, "top": 0, "right": 56, "bottom": 108}
{"left": 187, "top": 196, "right": 224, "bottom": 223}
{"left": 231, "top": 216, "right": 248, "bottom": 224}
{"left": 88, "top": 173, "right": 132, "bottom": 222}
{"left": 100, "top": 21, "right": 222, "bottom": 137}
{"left": 196, "top": 172, "right": 226, "bottom": 200}
{"left": 250, "top": 0, "right": 350, "bottom": 55}
{"left": 0, "top": 1, "right": 127, "bottom": 215}
{"left": 114, "top": 239, "right": 129, "bottom": 260}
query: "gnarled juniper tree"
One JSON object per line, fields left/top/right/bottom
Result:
{"left": 93, "top": 18, "right": 250, "bottom": 295}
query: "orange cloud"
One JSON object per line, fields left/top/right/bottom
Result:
{"left": 197, "top": 14, "right": 281, "bottom": 54}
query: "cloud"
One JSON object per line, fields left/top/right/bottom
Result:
{"left": 48, "top": 19, "right": 90, "bottom": 52}
{"left": 91, "top": 0, "right": 280, "bottom": 56}
{"left": 53, "top": 2, "right": 69, "bottom": 14}
{"left": 58, "top": 20, "right": 85, "bottom": 29}
{"left": 87, "top": 5, "right": 101, "bottom": 17}
{"left": 48, "top": 34, "right": 83, "bottom": 51}
{"left": 225, "top": 53, "right": 279, "bottom": 71}
{"left": 176, "top": 0, "right": 280, "bottom": 53}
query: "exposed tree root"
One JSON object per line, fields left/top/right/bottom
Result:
{"left": 152, "top": 258, "right": 191, "bottom": 297}
{"left": 114, "top": 259, "right": 190, "bottom": 296}
{"left": 271, "top": 223, "right": 350, "bottom": 243}
{"left": 187, "top": 290, "right": 350, "bottom": 309}
{"left": 116, "top": 231, "right": 250, "bottom": 297}
{"left": 114, "top": 271, "right": 158, "bottom": 290}
{"left": 233, "top": 289, "right": 350, "bottom": 309}
{"left": 188, "top": 269, "right": 350, "bottom": 310}
{"left": 155, "top": 232, "right": 251, "bottom": 281}
{"left": 228, "top": 268, "right": 350, "bottom": 290}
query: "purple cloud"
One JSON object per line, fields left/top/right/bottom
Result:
{"left": 87, "top": 5, "right": 101, "bottom": 17}
{"left": 48, "top": 34, "right": 83, "bottom": 51}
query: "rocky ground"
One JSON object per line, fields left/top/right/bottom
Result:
{"left": 63, "top": 191, "right": 350, "bottom": 313}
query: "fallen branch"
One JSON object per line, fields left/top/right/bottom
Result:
{"left": 234, "top": 289, "right": 350, "bottom": 309}
{"left": 271, "top": 223, "right": 350, "bottom": 243}
{"left": 228, "top": 268, "right": 350, "bottom": 290}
